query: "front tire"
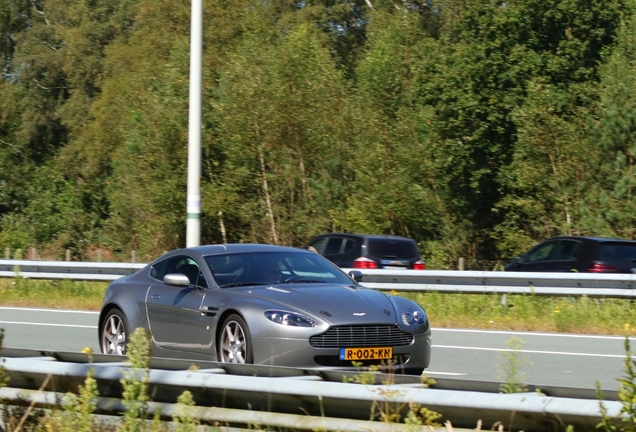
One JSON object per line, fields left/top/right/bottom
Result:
{"left": 101, "top": 309, "right": 129, "bottom": 355}
{"left": 218, "top": 314, "right": 253, "bottom": 364}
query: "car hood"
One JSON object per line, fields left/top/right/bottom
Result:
{"left": 234, "top": 283, "right": 397, "bottom": 325}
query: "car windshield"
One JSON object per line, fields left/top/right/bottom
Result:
{"left": 204, "top": 251, "right": 354, "bottom": 288}
{"left": 367, "top": 239, "right": 419, "bottom": 260}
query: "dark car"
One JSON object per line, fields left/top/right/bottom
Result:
{"left": 99, "top": 244, "right": 431, "bottom": 375}
{"left": 305, "top": 233, "right": 426, "bottom": 270}
{"left": 504, "top": 236, "right": 636, "bottom": 273}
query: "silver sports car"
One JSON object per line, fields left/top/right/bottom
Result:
{"left": 99, "top": 244, "right": 432, "bottom": 375}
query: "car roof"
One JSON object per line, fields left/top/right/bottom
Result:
{"left": 144, "top": 244, "right": 327, "bottom": 270}
{"left": 549, "top": 235, "right": 636, "bottom": 243}
{"left": 311, "top": 233, "right": 416, "bottom": 241}
{"left": 169, "top": 244, "right": 307, "bottom": 256}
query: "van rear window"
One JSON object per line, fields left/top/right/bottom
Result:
{"left": 368, "top": 239, "right": 419, "bottom": 259}
{"left": 596, "top": 243, "right": 636, "bottom": 261}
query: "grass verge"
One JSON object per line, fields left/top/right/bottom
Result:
{"left": 0, "top": 278, "right": 107, "bottom": 310}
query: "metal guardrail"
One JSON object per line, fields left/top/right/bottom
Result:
{"left": 355, "top": 268, "right": 636, "bottom": 298}
{"left": 0, "top": 348, "right": 626, "bottom": 431}
{"left": 2, "top": 259, "right": 636, "bottom": 298}
{"left": 0, "top": 259, "right": 144, "bottom": 281}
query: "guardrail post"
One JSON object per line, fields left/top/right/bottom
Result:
{"left": 131, "top": 250, "right": 136, "bottom": 263}
{"left": 65, "top": 249, "right": 71, "bottom": 261}
{"left": 31, "top": 247, "right": 37, "bottom": 260}
{"left": 4, "top": 248, "right": 9, "bottom": 259}
{"left": 458, "top": 258, "right": 465, "bottom": 271}
{"left": 97, "top": 249, "right": 102, "bottom": 262}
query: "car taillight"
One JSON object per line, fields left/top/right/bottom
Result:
{"left": 588, "top": 263, "right": 618, "bottom": 273}
{"left": 353, "top": 257, "right": 378, "bottom": 269}
{"left": 413, "top": 260, "right": 426, "bottom": 270}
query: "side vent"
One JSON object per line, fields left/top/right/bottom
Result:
{"left": 200, "top": 306, "right": 219, "bottom": 317}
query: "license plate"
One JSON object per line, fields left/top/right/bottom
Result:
{"left": 339, "top": 347, "right": 393, "bottom": 361}
{"left": 383, "top": 266, "right": 406, "bottom": 270}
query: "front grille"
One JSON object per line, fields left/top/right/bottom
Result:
{"left": 309, "top": 325, "right": 413, "bottom": 348}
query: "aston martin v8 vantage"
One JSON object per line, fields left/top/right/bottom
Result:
{"left": 99, "top": 244, "right": 432, "bottom": 374}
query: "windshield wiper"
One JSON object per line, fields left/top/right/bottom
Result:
{"left": 223, "top": 282, "right": 269, "bottom": 288}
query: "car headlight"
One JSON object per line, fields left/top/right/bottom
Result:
{"left": 265, "top": 310, "right": 317, "bottom": 327}
{"left": 402, "top": 306, "right": 427, "bottom": 326}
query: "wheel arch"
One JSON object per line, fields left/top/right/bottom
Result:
{"left": 98, "top": 303, "right": 123, "bottom": 340}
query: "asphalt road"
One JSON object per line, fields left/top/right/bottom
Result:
{"left": 0, "top": 306, "right": 628, "bottom": 391}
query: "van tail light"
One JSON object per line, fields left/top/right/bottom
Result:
{"left": 353, "top": 257, "right": 378, "bottom": 269}
{"left": 413, "top": 260, "right": 426, "bottom": 270}
{"left": 588, "top": 263, "right": 618, "bottom": 273}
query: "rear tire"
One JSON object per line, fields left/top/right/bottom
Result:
{"left": 218, "top": 314, "right": 253, "bottom": 364}
{"left": 101, "top": 309, "right": 129, "bottom": 355}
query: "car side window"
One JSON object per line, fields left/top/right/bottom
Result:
{"left": 153, "top": 255, "right": 208, "bottom": 288}
{"left": 524, "top": 241, "right": 555, "bottom": 263}
{"left": 598, "top": 243, "right": 636, "bottom": 261}
{"left": 342, "top": 239, "right": 356, "bottom": 254}
{"left": 150, "top": 259, "right": 168, "bottom": 281}
{"left": 324, "top": 238, "right": 344, "bottom": 256}
{"left": 309, "top": 238, "right": 327, "bottom": 254}
{"left": 553, "top": 240, "right": 581, "bottom": 261}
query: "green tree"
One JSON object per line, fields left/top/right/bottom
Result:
{"left": 495, "top": 81, "right": 596, "bottom": 257}
{"left": 210, "top": 22, "right": 357, "bottom": 245}
{"left": 580, "top": 13, "right": 636, "bottom": 239}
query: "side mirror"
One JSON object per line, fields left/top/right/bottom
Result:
{"left": 164, "top": 273, "right": 191, "bottom": 287}
{"left": 348, "top": 270, "right": 363, "bottom": 282}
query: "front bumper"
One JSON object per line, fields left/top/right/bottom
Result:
{"left": 251, "top": 331, "right": 431, "bottom": 372}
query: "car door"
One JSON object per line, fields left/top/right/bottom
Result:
{"left": 146, "top": 255, "right": 214, "bottom": 353}
{"left": 321, "top": 236, "right": 348, "bottom": 267}
{"left": 546, "top": 239, "right": 583, "bottom": 272}
{"left": 515, "top": 240, "right": 558, "bottom": 271}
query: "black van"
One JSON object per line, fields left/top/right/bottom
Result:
{"left": 305, "top": 233, "right": 426, "bottom": 270}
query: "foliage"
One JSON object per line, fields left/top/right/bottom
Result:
{"left": 404, "top": 403, "right": 443, "bottom": 428}
{"left": 598, "top": 337, "right": 636, "bottom": 432}
{"left": 2, "top": 0, "right": 636, "bottom": 262}
{"left": 497, "top": 336, "right": 532, "bottom": 394}
{"left": 120, "top": 327, "right": 152, "bottom": 431}
{"left": 49, "top": 348, "right": 99, "bottom": 432}
{"left": 173, "top": 390, "right": 198, "bottom": 432}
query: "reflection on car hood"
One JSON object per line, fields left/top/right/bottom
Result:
{"left": 237, "top": 284, "right": 396, "bottom": 324}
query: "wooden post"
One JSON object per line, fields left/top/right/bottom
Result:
{"left": 65, "top": 249, "right": 71, "bottom": 261}
{"left": 4, "top": 248, "right": 9, "bottom": 259}
{"left": 97, "top": 249, "right": 102, "bottom": 262}
{"left": 131, "top": 250, "right": 136, "bottom": 263}
{"left": 458, "top": 257, "right": 465, "bottom": 271}
{"left": 31, "top": 247, "right": 37, "bottom": 260}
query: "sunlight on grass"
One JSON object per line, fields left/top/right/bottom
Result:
{"left": 405, "top": 291, "right": 636, "bottom": 335}
{"left": 0, "top": 278, "right": 107, "bottom": 310}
